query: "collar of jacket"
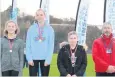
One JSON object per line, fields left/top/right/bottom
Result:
{"left": 102, "top": 33, "right": 113, "bottom": 45}
{"left": 62, "top": 44, "right": 81, "bottom": 59}
{"left": 4, "top": 35, "right": 18, "bottom": 41}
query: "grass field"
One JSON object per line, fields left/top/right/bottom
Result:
{"left": 23, "top": 54, "right": 95, "bottom": 76}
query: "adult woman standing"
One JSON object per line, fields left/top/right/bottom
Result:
{"left": 1, "top": 20, "right": 24, "bottom": 76}
{"left": 57, "top": 31, "right": 87, "bottom": 77}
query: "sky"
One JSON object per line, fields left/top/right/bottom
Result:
{"left": 1, "top": 0, "right": 105, "bottom": 25}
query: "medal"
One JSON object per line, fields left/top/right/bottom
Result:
{"left": 71, "top": 54, "right": 77, "bottom": 67}
{"left": 10, "top": 50, "right": 12, "bottom": 52}
{"left": 34, "top": 23, "right": 46, "bottom": 42}
{"left": 70, "top": 46, "right": 77, "bottom": 67}
{"left": 38, "top": 24, "right": 44, "bottom": 42}
{"left": 71, "top": 53, "right": 75, "bottom": 63}
{"left": 39, "top": 39, "right": 42, "bottom": 42}
{"left": 35, "top": 36, "right": 45, "bottom": 42}
{"left": 34, "top": 24, "right": 46, "bottom": 42}
{"left": 8, "top": 40, "right": 13, "bottom": 53}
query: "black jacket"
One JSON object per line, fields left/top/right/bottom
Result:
{"left": 57, "top": 44, "right": 87, "bottom": 76}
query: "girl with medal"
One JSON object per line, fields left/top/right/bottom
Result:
{"left": 26, "top": 9, "right": 54, "bottom": 76}
{"left": 57, "top": 31, "right": 87, "bottom": 77}
{"left": 34, "top": 9, "right": 46, "bottom": 43}
{"left": 1, "top": 20, "right": 24, "bottom": 76}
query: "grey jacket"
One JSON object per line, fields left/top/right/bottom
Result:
{"left": 1, "top": 36, "right": 24, "bottom": 72}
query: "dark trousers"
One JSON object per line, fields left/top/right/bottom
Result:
{"left": 29, "top": 60, "right": 50, "bottom": 76}
{"left": 96, "top": 72, "right": 115, "bottom": 76}
{"left": 2, "top": 70, "right": 19, "bottom": 76}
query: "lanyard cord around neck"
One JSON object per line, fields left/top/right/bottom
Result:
{"left": 101, "top": 36, "right": 113, "bottom": 64}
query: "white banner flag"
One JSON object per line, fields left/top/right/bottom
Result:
{"left": 106, "top": 0, "right": 115, "bottom": 37}
{"left": 75, "top": 0, "right": 89, "bottom": 45}
{"left": 40, "top": 0, "right": 50, "bottom": 24}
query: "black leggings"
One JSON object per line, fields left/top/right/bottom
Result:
{"left": 2, "top": 70, "right": 19, "bottom": 76}
{"left": 29, "top": 60, "right": 50, "bottom": 76}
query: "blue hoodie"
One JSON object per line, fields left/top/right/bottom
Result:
{"left": 26, "top": 22, "right": 54, "bottom": 64}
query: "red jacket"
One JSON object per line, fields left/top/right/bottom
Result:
{"left": 92, "top": 34, "right": 115, "bottom": 72}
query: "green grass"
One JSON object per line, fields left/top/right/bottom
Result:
{"left": 23, "top": 54, "right": 95, "bottom": 76}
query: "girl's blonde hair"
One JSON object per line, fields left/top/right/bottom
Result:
{"left": 35, "top": 8, "right": 46, "bottom": 20}
{"left": 3, "top": 20, "right": 20, "bottom": 36}
{"left": 36, "top": 8, "right": 46, "bottom": 16}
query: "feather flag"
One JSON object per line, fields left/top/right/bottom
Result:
{"left": 104, "top": 0, "right": 115, "bottom": 37}
{"left": 75, "top": 0, "right": 89, "bottom": 45}
{"left": 40, "top": 0, "right": 50, "bottom": 24}
{"left": 10, "top": 0, "right": 18, "bottom": 22}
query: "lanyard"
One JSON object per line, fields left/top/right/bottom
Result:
{"left": 101, "top": 37, "right": 113, "bottom": 49}
{"left": 8, "top": 40, "right": 13, "bottom": 50}
{"left": 70, "top": 47, "right": 77, "bottom": 56}
{"left": 70, "top": 46, "right": 77, "bottom": 67}
{"left": 70, "top": 45, "right": 78, "bottom": 56}
{"left": 101, "top": 37, "right": 113, "bottom": 64}
{"left": 38, "top": 24, "right": 43, "bottom": 39}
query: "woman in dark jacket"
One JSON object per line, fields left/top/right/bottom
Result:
{"left": 57, "top": 31, "right": 87, "bottom": 77}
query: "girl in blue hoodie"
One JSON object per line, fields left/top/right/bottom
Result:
{"left": 26, "top": 9, "right": 54, "bottom": 76}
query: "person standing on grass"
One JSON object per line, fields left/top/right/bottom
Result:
{"left": 1, "top": 20, "right": 24, "bottom": 76}
{"left": 92, "top": 22, "right": 115, "bottom": 76}
{"left": 57, "top": 31, "right": 87, "bottom": 77}
{"left": 26, "top": 8, "right": 54, "bottom": 76}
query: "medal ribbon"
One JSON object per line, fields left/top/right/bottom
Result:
{"left": 70, "top": 47, "right": 77, "bottom": 56}
{"left": 70, "top": 46, "right": 77, "bottom": 66}
{"left": 38, "top": 24, "right": 43, "bottom": 40}
{"left": 8, "top": 40, "right": 13, "bottom": 50}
